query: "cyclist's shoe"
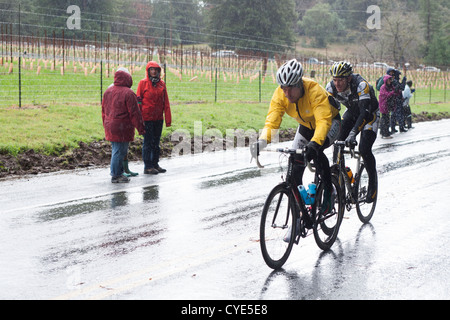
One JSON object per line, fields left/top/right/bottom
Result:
{"left": 283, "top": 219, "right": 300, "bottom": 243}
{"left": 366, "top": 183, "right": 377, "bottom": 203}
{"left": 319, "top": 187, "right": 335, "bottom": 216}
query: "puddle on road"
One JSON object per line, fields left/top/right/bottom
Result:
{"left": 198, "top": 167, "right": 263, "bottom": 189}
{"left": 36, "top": 185, "right": 160, "bottom": 222}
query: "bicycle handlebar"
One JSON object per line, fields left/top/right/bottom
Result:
{"left": 335, "top": 140, "right": 359, "bottom": 158}
{"left": 334, "top": 140, "right": 358, "bottom": 147}
{"left": 254, "top": 147, "right": 315, "bottom": 172}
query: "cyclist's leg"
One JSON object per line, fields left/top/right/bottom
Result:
{"left": 318, "top": 116, "right": 341, "bottom": 214}
{"left": 332, "top": 111, "right": 352, "bottom": 163}
{"left": 295, "top": 117, "right": 340, "bottom": 214}
{"left": 359, "top": 127, "right": 377, "bottom": 203}
{"left": 291, "top": 125, "right": 310, "bottom": 187}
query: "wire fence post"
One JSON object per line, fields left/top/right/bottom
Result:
{"left": 214, "top": 67, "right": 218, "bottom": 103}
{"left": 259, "top": 70, "right": 261, "bottom": 103}
{"left": 18, "top": 3, "right": 21, "bottom": 108}
{"left": 445, "top": 81, "right": 447, "bottom": 103}
{"left": 429, "top": 83, "right": 431, "bottom": 103}
{"left": 164, "top": 63, "right": 166, "bottom": 83}
{"left": 100, "top": 15, "right": 103, "bottom": 104}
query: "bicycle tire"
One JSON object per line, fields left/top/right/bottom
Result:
{"left": 355, "top": 163, "right": 377, "bottom": 223}
{"left": 260, "top": 183, "right": 296, "bottom": 269}
{"left": 313, "top": 174, "right": 344, "bottom": 250}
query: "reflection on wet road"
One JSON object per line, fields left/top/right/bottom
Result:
{"left": 1, "top": 119, "right": 449, "bottom": 299}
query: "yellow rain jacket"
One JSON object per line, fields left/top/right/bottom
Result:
{"left": 260, "top": 77, "right": 339, "bottom": 146}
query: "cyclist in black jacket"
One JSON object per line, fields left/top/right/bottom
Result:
{"left": 326, "top": 61, "right": 379, "bottom": 203}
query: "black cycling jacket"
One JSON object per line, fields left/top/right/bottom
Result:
{"left": 326, "top": 74, "right": 378, "bottom": 132}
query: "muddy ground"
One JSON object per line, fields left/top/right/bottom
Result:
{"left": 1, "top": 112, "right": 449, "bottom": 179}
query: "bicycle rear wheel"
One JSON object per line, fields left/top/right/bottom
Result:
{"left": 313, "top": 174, "right": 343, "bottom": 250}
{"left": 260, "top": 184, "right": 296, "bottom": 269}
{"left": 355, "top": 164, "right": 377, "bottom": 223}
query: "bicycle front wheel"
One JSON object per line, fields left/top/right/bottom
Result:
{"left": 355, "top": 164, "right": 377, "bottom": 223}
{"left": 313, "top": 174, "right": 343, "bottom": 251}
{"left": 260, "top": 184, "right": 296, "bottom": 269}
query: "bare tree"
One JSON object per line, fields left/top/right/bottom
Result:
{"left": 360, "top": 1, "right": 424, "bottom": 66}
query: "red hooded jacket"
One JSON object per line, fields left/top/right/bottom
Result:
{"left": 102, "top": 70, "right": 145, "bottom": 142}
{"left": 136, "top": 61, "right": 172, "bottom": 126}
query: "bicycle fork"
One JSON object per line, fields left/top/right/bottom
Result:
{"left": 335, "top": 147, "right": 358, "bottom": 210}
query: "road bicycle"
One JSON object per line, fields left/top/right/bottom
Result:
{"left": 332, "top": 141, "right": 377, "bottom": 224}
{"left": 254, "top": 147, "right": 343, "bottom": 269}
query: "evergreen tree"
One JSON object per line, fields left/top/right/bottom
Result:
{"left": 205, "top": 0, "right": 297, "bottom": 55}
{"left": 419, "top": 0, "right": 449, "bottom": 65}
{"left": 151, "top": 0, "right": 204, "bottom": 46}
{"left": 298, "top": 3, "right": 344, "bottom": 48}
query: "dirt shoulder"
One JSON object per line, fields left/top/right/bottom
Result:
{"left": 0, "top": 112, "right": 449, "bottom": 180}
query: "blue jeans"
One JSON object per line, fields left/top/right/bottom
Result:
{"left": 142, "top": 120, "right": 163, "bottom": 170}
{"left": 110, "top": 141, "right": 129, "bottom": 178}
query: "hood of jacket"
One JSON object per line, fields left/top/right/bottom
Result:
{"left": 383, "top": 74, "right": 393, "bottom": 86}
{"left": 386, "top": 67, "right": 401, "bottom": 79}
{"left": 114, "top": 70, "right": 132, "bottom": 88}
{"left": 145, "top": 61, "right": 161, "bottom": 79}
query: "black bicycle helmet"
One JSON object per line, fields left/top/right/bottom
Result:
{"left": 330, "top": 61, "right": 353, "bottom": 77}
{"left": 276, "top": 59, "right": 304, "bottom": 86}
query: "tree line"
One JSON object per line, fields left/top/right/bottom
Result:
{"left": 1, "top": 0, "right": 448, "bottom": 67}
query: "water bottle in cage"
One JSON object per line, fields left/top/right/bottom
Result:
{"left": 298, "top": 183, "right": 316, "bottom": 205}
{"left": 345, "top": 167, "right": 355, "bottom": 183}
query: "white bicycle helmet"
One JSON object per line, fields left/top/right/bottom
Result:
{"left": 276, "top": 59, "right": 304, "bottom": 86}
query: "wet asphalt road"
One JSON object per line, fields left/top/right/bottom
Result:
{"left": 1, "top": 119, "right": 449, "bottom": 300}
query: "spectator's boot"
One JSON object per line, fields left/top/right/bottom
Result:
{"left": 123, "top": 160, "right": 139, "bottom": 176}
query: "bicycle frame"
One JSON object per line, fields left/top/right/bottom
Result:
{"left": 334, "top": 141, "right": 361, "bottom": 203}
{"left": 333, "top": 139, "right": 377, "bottom": 224}
{"left": 256, "top": 147, "right": 316, "bottom": 240}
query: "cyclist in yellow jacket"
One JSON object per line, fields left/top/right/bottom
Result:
{"left": 251, "top": 59, "right": 341, "bottom": 215}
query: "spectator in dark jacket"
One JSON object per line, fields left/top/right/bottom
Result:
{"left": 102, "top": 68, "right": 145, "bottom": 183}
{"left": 387, "top": 68, "right": 407, "bottom": 133}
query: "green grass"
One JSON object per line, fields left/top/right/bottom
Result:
{"left": 409, "top": 88, "right": 448, "bottom": 106}
{"left": 0, "top": 104, "right": 104, "bottom": 155}
{"left": 2, "top": 98, "right": 448, "bottom": 157}
{"left": 0, "top": 101, "right": 301, "bottom": 156}
{"left": 411, "top": 103, "right": 450, "bottom": 114}
{"left": 0, "top": 59, "right": 449, "bottom": 156}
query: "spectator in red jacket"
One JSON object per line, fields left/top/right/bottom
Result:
{"left": 137, "top": 61, "right": 172, "bottom": 174}
{"left": 102, "top": 68, "right": 145, "bottom": 183}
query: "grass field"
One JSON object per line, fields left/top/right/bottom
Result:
{"left": 0, "top": 56, "right": 449, "bottom": 156}
{"left": 1, "top": 99, "right": 448, "bottom": 157}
